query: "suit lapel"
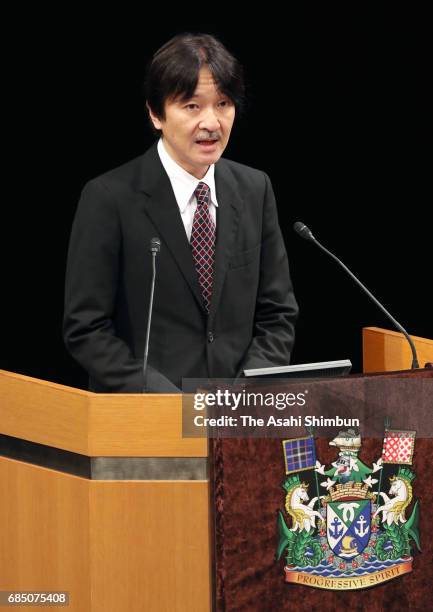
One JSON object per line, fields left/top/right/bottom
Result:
{"left": 136, "top": 143, "right": 205, "bottom": 311}
{"left": 208, "top": 161, "right": 243, "bottom": 326}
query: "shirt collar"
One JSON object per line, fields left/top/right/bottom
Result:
{"left": 157, "top": 138, "right": 218, "bottom": 213}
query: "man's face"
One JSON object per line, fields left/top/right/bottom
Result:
{"left": 148, "top": 66, "right": 236, "bottom": 179}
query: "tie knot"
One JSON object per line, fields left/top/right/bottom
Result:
{"left": 195, "top": 182, "right": 210, "bottom": 207}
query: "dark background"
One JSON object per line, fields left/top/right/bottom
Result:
{"left": 2, "top": 7, "right": 431, "bottom": 389}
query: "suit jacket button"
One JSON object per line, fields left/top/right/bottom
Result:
{"left": 208, "top": 332, "right": 214, "bottom": 343}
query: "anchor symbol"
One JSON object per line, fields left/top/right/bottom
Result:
{"left": 354, "top": 515, "right": 369, "bottom": 538}
{"left": 328, "top": 517, "right": 343, "bottom": 539}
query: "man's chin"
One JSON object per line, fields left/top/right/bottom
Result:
{"left": 195, "top": 150, "right": 223, "bottom": 166}
{"left": 182, "top": 149, "right": 224, "bottom": 177}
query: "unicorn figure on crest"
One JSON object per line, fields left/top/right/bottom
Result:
{"left": 284, "top": 478, "right": 322, "bottom": 533}
{"left": 373, "top": 468, "right": 414, "bottom": 526}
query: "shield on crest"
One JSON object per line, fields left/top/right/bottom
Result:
{"left": 327, "top": 500, "right": 371, "bottom": 558}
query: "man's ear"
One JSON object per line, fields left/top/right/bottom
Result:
{"left": 146, "top": 102, "right": 163, "bottom": 131}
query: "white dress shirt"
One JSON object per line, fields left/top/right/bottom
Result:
{"left": 157, "top": 138, "right": 218, "bottom": 240}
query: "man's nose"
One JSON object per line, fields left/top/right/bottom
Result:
{"left": 199, "top": 108, "right": 220, "bottom": 131}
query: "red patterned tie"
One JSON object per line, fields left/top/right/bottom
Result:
{"left": 190, "top": 182, "right": 215, "bottom": 313}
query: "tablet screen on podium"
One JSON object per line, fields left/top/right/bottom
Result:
{"left": 243, "top": 359, "right": 352, "bottom": 379}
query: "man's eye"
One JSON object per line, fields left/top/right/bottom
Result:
{"left": 185, "top": 104, "right": 198, "bottom": 110}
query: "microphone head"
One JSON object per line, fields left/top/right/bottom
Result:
{"left": 150, "top": 237, "right": 161, "bottom": 253}
{"left": 293, "top": 221, "right": 315, "bottom": 242}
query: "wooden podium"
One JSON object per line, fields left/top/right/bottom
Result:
{"left": 209, "top": 367, "right": 433, "bottom": 610}
{"left": 363, "top": 326, "right": 433, "bottom": 373}
{"left": 1, "top": 328, "right": 432, "bottom": 610}
{"left": 0, "top": 371, "right": 211, "bottom": 611}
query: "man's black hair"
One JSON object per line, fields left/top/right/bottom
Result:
{"left": 144, "top": 32, "right": 245, "bottom": 135}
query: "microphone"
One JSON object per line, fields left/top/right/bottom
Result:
{"left": 143, "top": 237, "right": 161, "bottom": 391}
{"left": 150, "top": 237, "right": 161, "bottom": 254}
{"left": 293, "top": 222, "right": 419, "bottom": 369}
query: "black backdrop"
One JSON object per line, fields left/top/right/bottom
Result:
{"left": 2, "top": 8, "right": 431, "bottom": 389}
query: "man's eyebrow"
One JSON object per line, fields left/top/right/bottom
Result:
{"left": 174, "top": 90, "right": 229, "bottom": 104}
{"left": 182, "top": 91, "right": 228, "bottom": 101}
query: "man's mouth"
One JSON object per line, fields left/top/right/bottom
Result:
{"left": 196, "top": 139, "right": 219, "bottom": 148}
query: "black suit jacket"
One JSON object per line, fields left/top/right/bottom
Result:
{"left": 63, "top": 142, "right": 298, "bottom": 392}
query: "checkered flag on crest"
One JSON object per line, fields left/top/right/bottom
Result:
{"left": 282, "top": 436, "right": 316, "bottom": 474}
{"left": 381, "top": 429, "right": 416, "bottom": 465}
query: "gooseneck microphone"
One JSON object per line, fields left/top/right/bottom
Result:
{"left": 293, "top": 221, "right": 419, "bottom": 369}
{"left": 143, "top": 237, "right": 161, "bottom": 391}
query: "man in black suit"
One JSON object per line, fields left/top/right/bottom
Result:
{"left": 63, "top": 33, "right": 298, "bottom": 393}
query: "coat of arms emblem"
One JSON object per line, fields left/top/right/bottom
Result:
{"left": 276, "top": 427, "right": 420, "bottom": 590}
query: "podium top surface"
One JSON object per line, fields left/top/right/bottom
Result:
{"left": 0, "top": 369, "right": 206, "bottom": 457}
